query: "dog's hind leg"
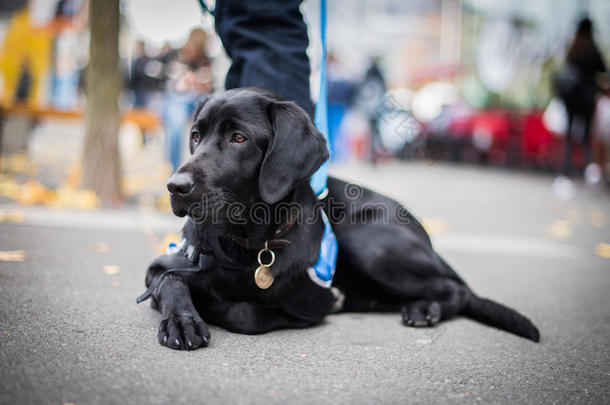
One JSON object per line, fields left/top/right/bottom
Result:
{"left": 400, "top": 278, "right": 471, "bottom": 327}
{"left": 335, "top": 225, "right": 471, "bottom": 324}
{"left": 336, "top": 224, "right": 464, "bottom": 295}
{"left": 335, "top": 222, "right": 540, "bottom": 340}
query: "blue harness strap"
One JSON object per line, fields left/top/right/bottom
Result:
{"left": 307, "top": 209, "right": 337, "bottom": 288}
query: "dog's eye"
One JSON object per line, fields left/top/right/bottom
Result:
{"left": 231, "top": 132, "right": 247, "bottom": 143}
{"left": 192, "top": 131, "right": 200, "bottom": 144}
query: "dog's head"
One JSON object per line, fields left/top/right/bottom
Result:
{"left": 166, "top": 88, "right": 329, "bottom": 220}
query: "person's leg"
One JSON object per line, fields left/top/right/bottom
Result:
{"left": 369, "top": 117, "right": 382, "bottom": 165}
{"left": 163, "top": 96, "right": 191, "bottom": 172}
{"left": 133, "top": 88, "right": 147, "bottom": 108}
{"left": 582, "top": 110, "right": 595, "bottom": 168}
{"left": 562, "top": 112, "right": 574, "bottom": 176}
{"left": 214, "top": 0, "right": 313, "bottom": 118}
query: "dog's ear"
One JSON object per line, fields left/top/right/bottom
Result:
{"left": 259, "top": 101, "right": 329, "bottom": 204}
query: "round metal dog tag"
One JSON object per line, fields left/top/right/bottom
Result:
{"left": 254, "top": 265, "right": 274, "bottom": 289}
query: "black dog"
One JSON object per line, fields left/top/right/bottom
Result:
{"left": 139, "top": 87, "right": 539, "bottom": 350}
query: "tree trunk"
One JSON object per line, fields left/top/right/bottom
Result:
{"left": 81, "top": 0, "right": 122, "bottom": 204}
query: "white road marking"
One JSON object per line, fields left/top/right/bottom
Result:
{"left": 433, "top": 233, "right": 583, "bottom": 259}
{"left": 0, "top": 204, "right": 182, "bottom": 234}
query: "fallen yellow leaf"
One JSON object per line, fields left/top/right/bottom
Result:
{"left": 546, "top": 220, "right": 572, "bottom": 240}
{"left": 91, "top": 242, "right": 112, "bottom": 253}
{"left": 0, "top": 177, "right": 22, "bottom": 199}
{"left": 421, "top": 217, "right": 450, "bottom": 235}
{"left": 4, "top": 154, "right": 29, "bottom": 173}
{"left": 590, "top": 211, "right": 607, "bottom": 228}
{"left": 595, "top": 243, "right": 610, "bottom": 259}
{"left": 0, "top": 250, "right": 26, "bottom": 262}
{"left": 566, "top": 209, "right": 582, "bottom": 225}
{"left": 52, "top": 187, "right": 100, "bottom": 210}
{"left": 16, "top": 180, "right": 56, "bottom": 205}
{"left": 103, "top": 265, "right": 120, "bottom": 276}
{"left": 0, "top": 209, "right": 24, "bottom": 223}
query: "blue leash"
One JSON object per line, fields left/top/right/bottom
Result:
{"left": 310, "top": 0, "right": 329, "bottom": 197}
{"left": 308, "top": 0, "right": 336, "bottom": 287}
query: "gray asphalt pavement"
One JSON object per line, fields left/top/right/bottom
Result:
{"left": 1, "top": 162, "right": 609, "bottom": 404}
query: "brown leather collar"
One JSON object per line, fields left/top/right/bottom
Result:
{"left": 227, "top": 208, "right": 300, "bottom": 250}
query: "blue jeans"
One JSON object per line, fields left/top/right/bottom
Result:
{"left": 214, "top": 0, "right": 313, "bottom": 118}
{"left": 163, "top": 93, "right": 198, "bottom": 172}
{"left": 51, "top": 71, "right": 79, "bottom": 110}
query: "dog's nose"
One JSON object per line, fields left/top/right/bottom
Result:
{"left": 167, "top": 172, "right": 194, "bottom": 195}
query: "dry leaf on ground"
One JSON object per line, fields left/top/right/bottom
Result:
{"left": 546, "top": 220, "right": 572, "bottom": 240}
{"left": 52, "top": 187, "right": 100, "bottom": 210}
{"left": 103, "top": 265, "right": 121, "bottom": 276}
{"left": 590, "top": 211, "right": 607, "bottom": 228}
{"left": 0, "top": 177, "right": 20, "bottom": 199}
{"left": 595, "top": 243, "right": 610, "bottom": 259}
{"left": 0, "top": 209, "right": 24, "bottom": 223}
{"left": 91, "top": 242, "right": 112, "bottom": 253}
{"left": 421, "top": 217, "right": 450, "bottom": 235}
{"left": 16, "top": 180, "right": 56, "bottom": 205}
{"left": 0, "top": 250, "right": 26, "bottom": 262}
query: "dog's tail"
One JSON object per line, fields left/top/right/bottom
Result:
{"left": 462, "top": 294, "right": 540, "bottom": 342}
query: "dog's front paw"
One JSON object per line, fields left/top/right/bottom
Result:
{"left": 158, "top": 310, "right": 211, "bottom": 350}
{"left": 401, "top": 301, "right": 441, "bottom": 327}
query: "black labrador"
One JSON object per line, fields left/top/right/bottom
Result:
{"left": 140, "top": 87, "right": 540, "bottom": 350}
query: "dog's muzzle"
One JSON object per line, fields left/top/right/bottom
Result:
{"left": 167, "top": 172, "right": 195, "bottom": 217}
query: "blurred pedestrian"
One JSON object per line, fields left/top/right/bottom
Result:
{"left": 592, "top": 87, "right": 610, "bottom": 186}
{"left": 129, "top": 40, "right": 154, "bottom": 108}
{"left": 0, "top": 5, "right": 53, "bottom": 107}
{"left": 555, "top": 18, "right": 607, "bottom": 180}
{"left": 354, "top": 58, "right": 387, "bottom": 164}
{"left": 162, "top": 28, "right": 213, "bottom": 172}
{"left": 50, "top": 4, "right": 84, "bottom": 110}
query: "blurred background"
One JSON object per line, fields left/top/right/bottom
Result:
{"left": 1, "top": 2, "right": 610, "bottom": 403}
{"left": 0, "top": 0, "right": 609, "bottom": 209}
